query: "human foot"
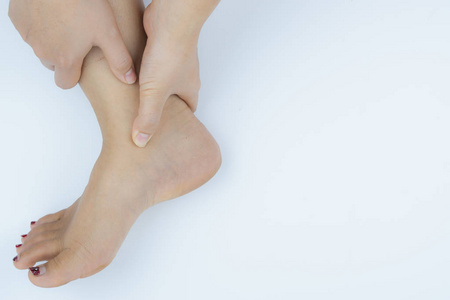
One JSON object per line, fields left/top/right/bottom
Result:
{"left": 13, "top": 96, "right": 221, "bottom": 287}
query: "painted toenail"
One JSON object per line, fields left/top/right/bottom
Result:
{"left": 30, "top": 266, "right": 45, "bottom": 276}
{"left": 31, "top": 221, "right": 36, "bottom": 226}
{"left": 15, "top": 244, "right": 22, "bottom": 248}
{"left": 13, "top": 255, "right": 18, "bottom": 262}
{"left": 21, "top": 234, "right": 27, "bottom": 238}
{"left": 135, "top": 132, "right": 151, "bottom": 148}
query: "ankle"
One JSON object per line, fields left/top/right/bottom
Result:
{"left": 90, "top": 149, "right": 157, "bottom": 213}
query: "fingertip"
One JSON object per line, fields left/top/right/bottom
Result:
{"left": 132, "top": 130, "right": 152, "bottom": 148}
{"left": 124, "top": 68, "right": 137, "bottom": 84}
{"left": 55, "top": 79, "right": 77, "bottom": 90}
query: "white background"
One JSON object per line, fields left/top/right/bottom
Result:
{"left": 1, "top": 0, "right": 450, "bottom": 299}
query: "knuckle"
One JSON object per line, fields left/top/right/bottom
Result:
{"left": 32, "top": 45, "right": 46, "bottom": 59}
{"left": 137, "top": 111, "right": 160, "bottom": 129}
{"left": 56, "top": 55, "right": 75, "bottom": 69}
{"left": 112, "top": 52, "right": 132, "bottom": 72}
{"left": 22, "top": 27, "right": 35, "bottom": 43}
{"left": 140, "top": 86, "right": 158, "bottom": 97}
{"left": 140, "top": 88, "right": 161, "bottom": 99}
{"left": 19, "top": 26, "right": 35, "bottom": 45}
{"left": 140, "top": 81, "right": 169, "bottom": 96}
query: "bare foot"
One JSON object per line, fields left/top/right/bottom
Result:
{"left": 12, "top": 96, "right": 221, "bottom": 287}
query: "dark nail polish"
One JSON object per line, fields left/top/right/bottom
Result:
{"left": 31, "top": 221, "right": 36, "bottom": 226}
{"left": 21, "top": 234, "right": 27, "bottom": 238}
{"left": 13, "top": 256, "right": 18, "bottom": 262}
{"left": 15, "top": 244, "right": 22, "bottom": 248}
{"left": 30, "top": 267, "right": 40, "bottom": 276}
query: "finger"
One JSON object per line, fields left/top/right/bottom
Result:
{"left": 39, "top": 59, "right": 55, "bottom": 71}
{"left": 132, "top": 82, "right": 169, "bottom": 148}
{"left": 54, "top": 60, "right": 83, "bottom": 90}
{"left": 97, "top": 22, "right": 136, "bottom": 85}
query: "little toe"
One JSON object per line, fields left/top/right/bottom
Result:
{"left": 28, "top": 248, "right": 84, "bottom": 288}
{"left": 13, "top": 239, "right": 61, "bottom": 270}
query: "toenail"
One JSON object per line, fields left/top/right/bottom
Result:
{"left": 21, "top": 234, "right": 27, "bottom": 238}
{"left": 31, "top": 221, "right": 36, "bottom": 226}
{"left": 13, "top": 255, "right": 18, "bottom": 262}
{"left": 30, "top": 266, "right": 45, "bottom": 276}
{"left": 15, "top": 244, "right": 22, "bottom": 248}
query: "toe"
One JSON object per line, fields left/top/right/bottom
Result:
{"left": 21, "top": 221, "right": 61, "bottom": 243}
{"left": 13, "top": 239, "right": 61, "bottom": 270}
{"left": 28, "top": 221, "right": 61, "bottom": 238}
{"left": 28, "top": 248, "right": 84, "bottom": 288}
{"left": 22, "top": 230, "right": 59, "bottom": 250}
{"left": 15, "top": 243, "right": 23, "bottom": 253}
{"left": 35, "top": 210, "right": 65, "bottom": 226}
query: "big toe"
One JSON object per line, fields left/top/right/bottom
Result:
{"left": 28, "top": 248, "right": 84, "bottom": 288}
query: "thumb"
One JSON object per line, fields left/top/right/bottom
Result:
{"left": 132, "top": 82, "right": 169, "bottom": 148}
{"left": 97, "top": 24, "right": 136, "bottom": 85}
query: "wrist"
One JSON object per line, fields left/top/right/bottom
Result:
{"left": 145, "top": 0, "right": 219, "bottom": 44}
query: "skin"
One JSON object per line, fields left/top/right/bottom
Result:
{"left": 12, "top": 0, "right": 221, "bottom": 287}
{"left": 8, "top": 0, "right": 137, "bottom": 88}
{"left": 133, "top": 0, "right": 221, "bottom": 148}
{"left": 9, "top": 0, "right": 221, "bottom": 148}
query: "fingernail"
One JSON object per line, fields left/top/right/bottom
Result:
{"left": 124, "top": 68, "right": 137, "bottom": 84}
{"left": 31, "top": 221, "right": 36, "bottom": 226}
{"left": 13, "top": 255, "right": 18, "bottom": 262}
{"left": 134, "top": 132, "right": 151, "bottom": 148}
{"left": 21, "top": 234, "right": 27, "bottom": 238}
{"left": 30, "top": 266, "right": 45, "bottom": 276}
{"left": 15, "top": 244, "right": 22, "bottom": 248}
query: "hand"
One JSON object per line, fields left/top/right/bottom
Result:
{"left": 8, "top": 0, "right": 136, "bottom": 89}
{"left": 132, "top": 2, "right": 203, "bottom": 148}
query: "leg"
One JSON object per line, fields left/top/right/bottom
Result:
{"left": 12, "top": 0, "right": 221, "bottom": 287}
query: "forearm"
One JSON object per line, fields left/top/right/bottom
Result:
{"left": 147, "top": 0, "right": 220, "bottom": 43}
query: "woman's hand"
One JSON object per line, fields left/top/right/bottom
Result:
{"left": 8, "top": 0, "right": 136, "bottom": 89}
{"left": 133, "top": 0, "right": 220, "bottom": 148}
